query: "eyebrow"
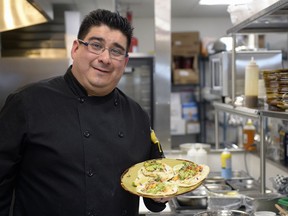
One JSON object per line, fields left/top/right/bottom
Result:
{"left": 87, "top": 36, "right": 126, "bottom": 51}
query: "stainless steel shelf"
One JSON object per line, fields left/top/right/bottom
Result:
{"left": 261, "top": 109, "right": 288, "bottom": 119}
{"left": 213, "top": 103, "right": 260, "bottom": 119}
{"left": 221, "top": 0, "right": 288, "bottom": 197}
{"left": 213, "top": 102, "right": 268, "bottom": 194}
{"left": 214, "top": 102, "right": 288, "bottom": 119}
{"left": 227, "top": 0, "right": 288, "bottom": 34}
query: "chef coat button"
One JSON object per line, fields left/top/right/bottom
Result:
{"left": 83, "top": 131, "right": 90, "bottom": 138}
{"left": 87, "top": 209, "right": 96, "bottom": 216}
{"left": 118, "top": 131, "right": 124, "bottom": 138}
{"left": 87, "top": 169, "right": 94, "bottom": 177}
{"left": 114, "top": 98, "right": 118, "bottom": 106}
{"left": 79, "top": 97, "right": 85, "bottom": 103}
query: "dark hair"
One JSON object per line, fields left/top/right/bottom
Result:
{"left": 77, "top": 9, "right": 134, "bottom": 52}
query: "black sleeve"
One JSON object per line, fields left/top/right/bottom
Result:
{"left": 143, "top": 129, "right": 167, "bottom": 212}
{"left": 143, "top": 197, "right": 167, "bottom": 212}
{"left": 0, "top": 93, "right": 27, "bottom": 215}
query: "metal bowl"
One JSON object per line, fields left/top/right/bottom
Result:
{"left": 204, "top": 177, "right": 226, "bottom": 185}
{"left": 176, "top": 186, "right": 208, "bottom": 208}
{"left": 194, "top": 210, "right": 249, "bottom": 216}
{"left": 205, "top": 184, "right": 232, "bottom": 193}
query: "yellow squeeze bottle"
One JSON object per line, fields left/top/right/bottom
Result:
{"left": 221, "top": 148, "right": 232, "bottom": 179}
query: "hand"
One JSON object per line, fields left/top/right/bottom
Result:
{"left": 152, "top": 197, "right": 171, "bottom": 203}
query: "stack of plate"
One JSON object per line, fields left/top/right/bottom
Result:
{"left": 263, "top": 69, "right": 288, "bottom": 110}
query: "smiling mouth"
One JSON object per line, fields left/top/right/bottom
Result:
{"left": 93, "top": 66, "right": 109, "bottom": 73}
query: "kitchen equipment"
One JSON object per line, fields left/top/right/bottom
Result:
{"left": 207, "top": 196, "right": 243, "bottom": 211}
{"left": 226, "top": 179, "right": 260, "bottom": 192}
{"left": 205, "top": 177, "right": 226, "bottom": 185}
{"left": 243, "top": 192, "right": 283, "bottom": 213}
{"left": 194, "top": 210, "right": 249, "bottom": 216}
{"left": 0, "top": 58, "right": 70, "bottom": 109}
{"left": 205, "top": 184, "right": 233, "bottom": 194}
{"left": 114, "top": 54, "right": 154, "bottom": 125}
{"left": 254, "top": 211, "right": 276, "bottom": 216}
{"left": 209, "top": 50, "right": 282, "bottom": 99}
{"left": 208, "top": 170, "right": 251, "bottom": 180}
{"left": 205, "top": 182, "right": 243, "bottom": 211}
{"left": 176, "top": 185, "right": 208, "bottom": 209}
{"left": 0, "top": 0, "right": 53, "bottom": 32}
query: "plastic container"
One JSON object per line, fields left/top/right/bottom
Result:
{"left": 187, "top": 147, "right": 197, "bottom": 162}
{"left": 180, "top": 143, "right": 211, "bottom": 153}
{"left": 221, "top": 148, "right": 232, "bottom": 179}
{"left": 227, "top": 4, "right": 254, "bottom": 25}
{"left": 243, "top": 119, "right": 256, "bottom": 151}
{"left": 245, "top": 57, "right": 259, "bottom": 108}
{"left": 196, "top": 147, "right": 208, "bottom": 165}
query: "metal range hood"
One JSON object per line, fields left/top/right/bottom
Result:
{"left": 0, "top": 0, "right": 54, "bottom": 32}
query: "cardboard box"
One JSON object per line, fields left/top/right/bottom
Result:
{"left": 172, "top": 32, "right": 200, "bottom": 46}
{"left": 173, "top": 68, "right": 199, "bottom": 84}
{"left": 186, "top": 121, "right": 200, "bottom": 134}
{"left": 172, "top": 55, "right": 198, "bottom": 70}
{"left": 172, "top": 32, "right": 200, "bottom": 55}
{"left": 172, "top": 44, "right": 200, "bottom": 56}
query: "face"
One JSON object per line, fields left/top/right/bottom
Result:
{"left": 71, "top": 25, "right": 129, "bottom": 96}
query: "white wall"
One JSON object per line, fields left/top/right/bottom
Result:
{"left": 172, "top": 17, "right": 233, "bottom": 39}
{"left": 133, "top": 17, "right": 288, "bottom": 57}
{"left": 133, "top": 17, "right": 233, "bottom": 54}
{"left": 132, "top": 18, "right": 155, "bottom": 54}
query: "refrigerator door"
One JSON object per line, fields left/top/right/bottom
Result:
{"left": 117, "top": 55, "right": 154, "bottom": 126}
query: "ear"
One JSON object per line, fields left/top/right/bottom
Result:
{"left": 70, "top": 40, "right": 80, "bottom": 60}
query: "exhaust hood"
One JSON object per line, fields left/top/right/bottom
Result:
{"left": 0, "top": 0, "right": 53, "bottom": 32}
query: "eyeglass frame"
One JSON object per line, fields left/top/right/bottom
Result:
{"left": 78, "top": 39, "right": 129, "bottom": 60}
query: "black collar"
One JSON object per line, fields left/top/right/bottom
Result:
{"left": 64, "top": 65, "right": 117, "bottom": 101}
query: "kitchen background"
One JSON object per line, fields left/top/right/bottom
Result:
{"left": 1, "top": 0, "right": 288, "bottom": 202}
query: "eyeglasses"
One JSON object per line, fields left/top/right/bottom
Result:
{"left": 78, "top": 39, "right": 128, "bottom": 61}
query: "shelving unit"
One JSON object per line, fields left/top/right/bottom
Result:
{"left": 227, "top": 0, "right": 288, "bottom": 34}
{"left": 214, "top": 0, "right": 288, "bottom": 194}
{"left": 171, "top": 56, "right": 209, "bottom": 148}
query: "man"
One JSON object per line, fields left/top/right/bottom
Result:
{"left": 0, "top": 9, "right": 167, "bottom": 216}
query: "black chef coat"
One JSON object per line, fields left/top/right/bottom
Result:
{"left": 0, "top": 66, "right": 166, "bottom": 216}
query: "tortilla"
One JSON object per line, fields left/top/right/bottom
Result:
{"left": 139, "top": 159, "right": 174, "bottom": 181}
{"left": 171, "top": 161, "right": 210, "bottom": 187}
{"left": 132, "top": 170, "right": 152, "bottom": 187}
{"left": 121, "top": 158, "right": 209, "bottom": 198}
{"left": 136, "top": 180, "right": 178, "bottom": 196}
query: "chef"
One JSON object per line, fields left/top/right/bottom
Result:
{"left": 0, "top": 9, "right": 168, "bottom": 216}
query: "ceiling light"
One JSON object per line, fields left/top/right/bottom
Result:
{"left": 199, "top": 0, "right": 252, "bottom": 5}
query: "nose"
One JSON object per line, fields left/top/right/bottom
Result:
{"left": 97, "top": 48, "right": 111, "bottom": 64}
